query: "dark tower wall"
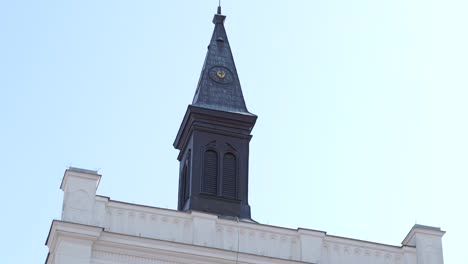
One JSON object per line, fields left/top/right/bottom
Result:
{"left": 174, "top": 106, "right": 256, "bottom": 219}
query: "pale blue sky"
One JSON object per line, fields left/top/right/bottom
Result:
{"left": 1, "top": 0, "right": 467, "bottom": 263}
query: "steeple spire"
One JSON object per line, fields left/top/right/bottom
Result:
{"left": 191, "top": 8, "right": 251, "bottom": 114}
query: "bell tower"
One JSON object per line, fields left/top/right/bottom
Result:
{"left": 173, "top": 7, "right": 257, "bottom": 220}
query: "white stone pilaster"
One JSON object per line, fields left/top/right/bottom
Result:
{"left": 402, "top": 224, "right": 445, "bottom": 264}
{"left": 191, "top": 211, "right": 217, "bottom": 248}
{"left": 46, "top": 221, "right": 102, "bottom": 264}
{"left": 60, "top": 167, "right": 101, "bottom": 225}
{"left": 298, "top": 228, "right": 326, "bottom": 263}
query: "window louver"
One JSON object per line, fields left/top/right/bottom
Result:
{"left": 222, "top": 153, "right": 237, "bottom": 199}
{"left": 203, "top": 150, "right": 218, "bottom": 195}
{"left": 183, "top": 165, "right": 189, "bottom": 201}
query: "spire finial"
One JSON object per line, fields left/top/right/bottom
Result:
{"left": 217, "top": 0, "right": 222, "bottom": 15}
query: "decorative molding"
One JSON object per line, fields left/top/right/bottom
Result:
{"left": 224, "top": 142, "right": 237, "bottom": 152}
{"left": 93, "top": 250, "right": 181, "bottom": 264}
{"left": 323, "top": 242, "right": 405, "bottom": 264}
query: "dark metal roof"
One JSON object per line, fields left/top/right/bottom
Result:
{"left": 191, "top": 13, "right": 252, "bottom": 114}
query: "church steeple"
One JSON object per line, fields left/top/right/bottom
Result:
{"left": 174, "top": 9, "right": 257, "bottom": 220}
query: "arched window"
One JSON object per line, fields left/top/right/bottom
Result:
{"left": 183, "top": 164, "right": 189, "bottom": 201}
{"left": 203, "top": 150, "right": 218, "bottom": 195}
{"left": 222, "top": 153, "right": 237, "bottom": 199}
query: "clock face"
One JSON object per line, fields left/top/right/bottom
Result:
{"left": 209, "top": 66, "right": 234, "bottom": 84}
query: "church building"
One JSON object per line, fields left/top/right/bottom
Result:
{"left": 45, "top": 7, "right": 445, "bottom": 264}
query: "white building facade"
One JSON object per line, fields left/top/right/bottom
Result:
{"left": 45, "top": 168, "right": 445, "bottom": 264}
